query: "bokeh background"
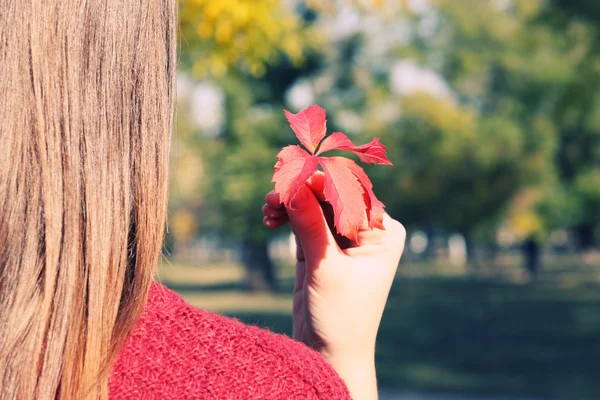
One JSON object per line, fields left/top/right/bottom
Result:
{"left": 162, "top": 1, "right": 600, "bottom": 398}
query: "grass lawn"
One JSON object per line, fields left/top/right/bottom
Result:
{"left": 157, "top": 258, "right": 600, "bottom": 400}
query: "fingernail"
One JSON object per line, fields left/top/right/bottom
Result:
{"left": 290, "top": 187, "right": 309, "bottom": 210}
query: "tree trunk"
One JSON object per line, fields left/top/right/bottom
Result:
{"left": 462, "top": 231, "right": 478, "bottom": 277}
{"left": 576, "top": 224, "right": 596, "bottom": 251}
{"left": 241, "top": 239, "right": 276, "bottom": 292}
{"left": 522, "top": 237, "right": 541, "bottom": 278}
{"left": 463, "top": 232, "right": 475, "bottom": 263}
{"left": 423, "top": 228, "right": 436, "bottom": 261}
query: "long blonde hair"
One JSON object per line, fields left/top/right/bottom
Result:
{"left": 0, "top": 1, "right": 177, "bottom": 398}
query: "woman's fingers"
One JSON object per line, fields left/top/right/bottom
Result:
{"left": 263, "top": 192, "right": 289, "bottom": 229}
{"left": 262, "top": 203, "right": 287, "bottom": 219}
{"left": 266, "top": 172, "right": 326, "bottom": 207}
{"left": 265, "top": 191, "right": 284, "bottom": 209}
{"left": 263, "top": 215, "right": 289, "bottom": 228}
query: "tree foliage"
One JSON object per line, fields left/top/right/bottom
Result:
{"left": 174, "top": 0, "right": 600, "bottom": 269}
{"left": 179, "top": 0, "right": 311, "bottom": 77}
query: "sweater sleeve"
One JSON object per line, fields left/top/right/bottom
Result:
{"left": 109, "top": 282, "right": 352, "bottom": 400}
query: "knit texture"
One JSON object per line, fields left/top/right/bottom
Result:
{"left": 109, "top": 282, "right": 351, "bottom": 399}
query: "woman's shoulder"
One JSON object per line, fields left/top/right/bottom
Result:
{"left": 109, "top": 282, "right": 350, "bottom": 400}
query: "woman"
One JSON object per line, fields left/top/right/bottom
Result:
{"left": 0, "top": 1, "right": 405, "bottom": 399}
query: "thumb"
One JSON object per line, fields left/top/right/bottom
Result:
{"left": 286, "top": 184, "right": 340, "bottom": 265}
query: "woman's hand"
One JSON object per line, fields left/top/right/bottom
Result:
{"left": 262, "top": 172, "right": 405, "bottom": 399}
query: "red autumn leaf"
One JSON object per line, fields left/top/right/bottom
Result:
{"left": 333, "top": 157, "right": 386, "bottom": 230}
{"left": 272, "top": 104, "right": 392, "bottom": 241}
{"left": 319, "top": 157, "right": 366, "bottom": 243}
{"left": 317, "top": 132, "right": 393, "bottom": 165}
{"left": 273, "top": 145, "right": 319, "bottom": 205}
{"left": 283, "top": 105, "right": 327, "bottom": 154}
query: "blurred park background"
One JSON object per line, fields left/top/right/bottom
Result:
{"left": 163, "top": 0, "right": 600, "bottom": 398}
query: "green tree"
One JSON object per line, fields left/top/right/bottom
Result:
{"left": 376, "top": 93, "right": 532, "bottom": 257}
{"left": 326, "top": 0, "right": 557, "bottom": 259}
{"left": 266, "top": 2, "right": 549, "bottom": 259}
{"left": 399, "top": 0, "right": 600, "bottom": 257}
{"left": 202, "top": 58, "right": 324, "bottom": 291}
{"left": 202, "top": 77, "right": 288, "bottom": 291}
{"left": 177, "top": 1, "right": 323, "bottom": 290}
{"left": 394, "top": 0, "right": 559, "bottom": 252}
{"left": 534, "top": 0, "right": 600, "bottom": 248}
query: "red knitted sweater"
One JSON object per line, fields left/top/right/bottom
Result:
{"left": 109, "top": 282, "right": 351, "bottom": 399}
